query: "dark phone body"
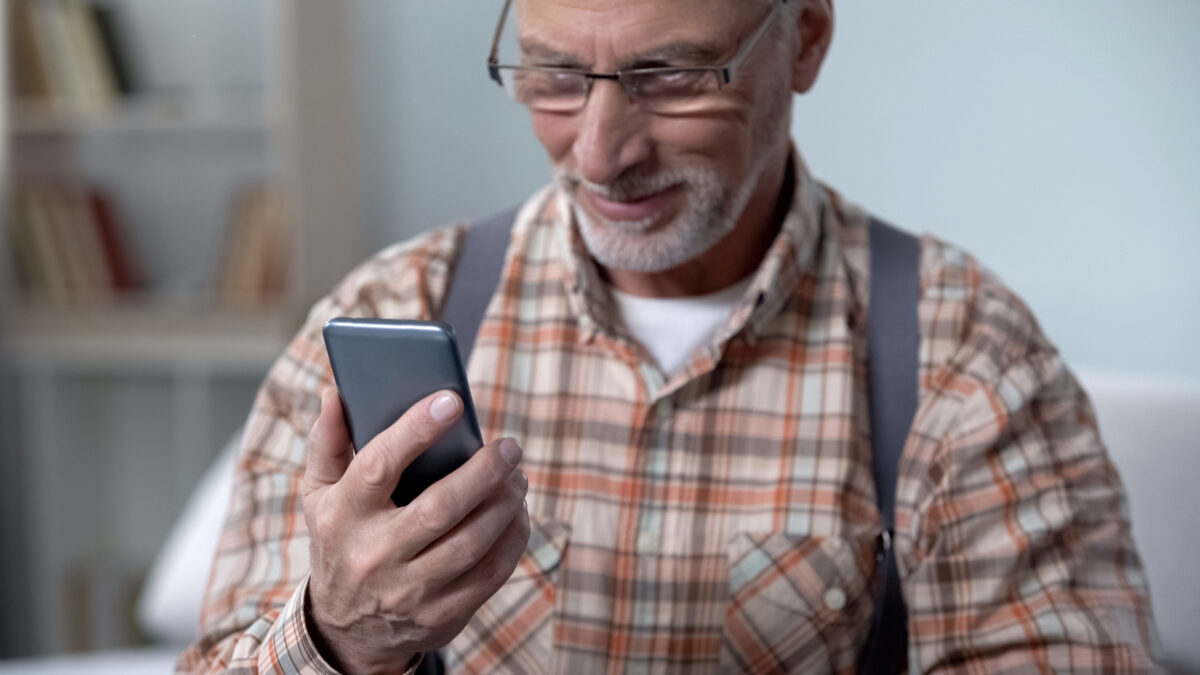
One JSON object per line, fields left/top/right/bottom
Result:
{"left": 322, "top": 318, "right": 484, "bottom": 506}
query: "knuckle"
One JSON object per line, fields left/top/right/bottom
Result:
{"left": 356, "top": 448, "right": 392, "bottom": 491}
{"left": 483, "top": 551, "right": 516, "bottom": 591}
{"left": 345, "top": 548, "right": 385, "bottom": 582}
{"left": 306, "top": 496, "right": 349, "bottom": 542}
{"left": 418, "top": 602, "right": 453, "bottom": 632}
{"left": 309, "top": 509, "right": 337, "bottom": 542}
{"left": 307, "top": 407, "right": 323, "bottom": 440}
{"left": 477, "top": 446, "right": 513, "bottom": 487}
{"left": 410, "top": 493, "right": 453, "bottom": 535}
{"left": 445, "top": 533, "right": 485, "bottom": 568}
{"left": 382, "top": 585, "right": 420, "bottom": 620}
{"left": 401, "top": 408, "right": 444, "bottom": 449}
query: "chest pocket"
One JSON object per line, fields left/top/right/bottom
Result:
{"left": 445, "top": 515, "right": 570, "bottom": 674}
{"left": 721, "top": 533, "right": 876, "bottom": 674}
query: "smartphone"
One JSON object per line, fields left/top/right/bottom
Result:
{"left": 322, "top": 317, "right": 484, "bottom": 506}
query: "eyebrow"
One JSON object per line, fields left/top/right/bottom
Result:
{"left": 518, "top": 37, "right": 725, "bottom": 70}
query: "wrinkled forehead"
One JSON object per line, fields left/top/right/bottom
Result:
{"left": 512, "top": 0, "right": 759, "bottom": 67}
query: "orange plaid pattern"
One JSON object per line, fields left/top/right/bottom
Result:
{"left": 178, "top": 156, "right": 1159, "bottom": 674}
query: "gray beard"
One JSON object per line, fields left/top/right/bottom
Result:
{"left": 557, "top": 155, "right": 771, "bottom": 273}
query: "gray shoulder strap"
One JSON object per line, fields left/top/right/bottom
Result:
{"left": 419, "top": 207, "right": 517, "bottom": 675}
{"left": 859, "top": 217, "right": 921, "bottom": 674}
{"left": 440, "top": 206, "right": 519, "bottom": 365}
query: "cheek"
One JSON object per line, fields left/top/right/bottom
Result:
{"left": 530, "top": 112, "right": 576, "bottom": 165}
{"left": 649, "top": 115, "right": 753, "bottom": 182}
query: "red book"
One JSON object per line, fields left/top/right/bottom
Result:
{"left": 87, "top": 189, "right": 137, "bottom": 292}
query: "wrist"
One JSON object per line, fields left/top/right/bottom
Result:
{"left": 303, "top": 581, "right": 355, "bottom": 673}
{"left": 302, "top": 581, "right": 419, "bottom": 674}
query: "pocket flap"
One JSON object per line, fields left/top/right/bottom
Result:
{"left": 512, "top": 515, "right": 571, "bottom": 581}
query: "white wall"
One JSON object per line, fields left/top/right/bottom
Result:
{"left": 353, "top": 1, "right": 1200, "bottom": 379}
{"left": 794, "top": 2, "right": 1200, "bottom": 379}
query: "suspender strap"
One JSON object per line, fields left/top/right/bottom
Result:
{"left": 859, "top": 218, "right": 922, "bottom": 674}
{"left": 439, "top": 206, "right": 519, "bottom": 365}
{"left": 417, "top": 208, "right": 517, "bottom": 675}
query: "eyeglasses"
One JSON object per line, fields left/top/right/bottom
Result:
{"left": 486, "top": 0, "right": 789, "bottom": 115}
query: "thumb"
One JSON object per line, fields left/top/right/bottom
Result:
{"left": 303, "top": 387, "right": 354, "bottom": 493}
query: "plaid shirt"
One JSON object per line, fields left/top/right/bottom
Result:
{"left": 179, "top": 155, "right": 1159, "bottom": 674}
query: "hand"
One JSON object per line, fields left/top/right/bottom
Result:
{"left": 301, "top": 387, "right": 530, "bottom": 674}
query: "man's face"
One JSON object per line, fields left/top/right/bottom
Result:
{"left": 514, "top": 0, "right": 796, "bottom": 273}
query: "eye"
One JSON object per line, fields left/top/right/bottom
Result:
{"left": 633, "top": 69, "right": 708, "bottom": 98}
{"left": 508, "top": 69, "right": 588, "bottom": 111}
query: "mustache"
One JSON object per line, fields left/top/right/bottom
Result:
{"left": 553, "top": 166, "right": 704, "bottom": 202}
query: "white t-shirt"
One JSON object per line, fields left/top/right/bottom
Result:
{"left": 610, "top": 276, "right": 754, "bottom": 376}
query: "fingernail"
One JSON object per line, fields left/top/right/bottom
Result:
{"left": 498, "top": 438, "right": 522, "bottom": 467}
{"left": 518, "top": 471, "right": 528, "bottom": 490}
{"left": 430, "top": 393, "right": 460, "bottom": 422}
{"left": 523, "top": 498, "right": 529, "bottom": 511}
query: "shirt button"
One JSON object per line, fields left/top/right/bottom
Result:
{"left": 637, "top": 532, "right": 659, "bottom": 554}
{"left": 824, "top": 587, "right": 847, "bottom": 611}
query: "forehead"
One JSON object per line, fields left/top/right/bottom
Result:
{"left": 512, "top": 0, "right": 757, "bottom": 62}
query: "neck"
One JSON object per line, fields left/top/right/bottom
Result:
{"left": 601, "top": 149, "right": 794, "bottom": 299}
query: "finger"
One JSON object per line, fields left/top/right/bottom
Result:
{"left": 405, "top": 466, "right": 528, "bottom": 583}
{"left": 393, "top": 437, "right": 523, "bottom": 555}
{"left": 336, "top": 389, "right": 464, "bottom": 513}
{"left": 303, "top": 387, "right": 355, "bottom": 494}
{"left": 429, "top": 505, "right": 530, "bottom": 618}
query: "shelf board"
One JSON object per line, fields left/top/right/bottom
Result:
{"left": 9, "top": 95, "right": 271, "bottom": 136}
{"left": 1, "top": 299, "right": 294, "bottom": 372}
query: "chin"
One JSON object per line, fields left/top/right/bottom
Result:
{"left": 573, "top": 202, "right": 731, "bottom": 274}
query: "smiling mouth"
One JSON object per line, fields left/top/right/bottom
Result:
{"left": 582, "top": 184, "right": 684, "bottom": 227}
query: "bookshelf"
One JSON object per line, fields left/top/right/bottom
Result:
{"left": 2, "top": 0, "right": 361, "bottom": 367}
{"left": 0, "top": 0, "right": 360, "bottom": 657}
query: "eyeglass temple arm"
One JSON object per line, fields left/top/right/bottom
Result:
{"left": 488, "top": 0, "right": 515, "bottom": 85}
{"left": 721, "top": 0, "right": 788, "bottom": 84}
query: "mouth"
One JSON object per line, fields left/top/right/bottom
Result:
{"left": 581, "top": 184, "right": 684, "bottom": 228}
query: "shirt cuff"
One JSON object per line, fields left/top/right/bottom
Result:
{"left": 256, "top": 575, "right": 425, "bottom": 675}
{"left": 255, "top": 575, "right": 342, "bottom": 674}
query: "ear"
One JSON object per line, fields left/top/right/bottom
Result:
{"left": 790, "top": 0, "right": 834, "bottom": 94}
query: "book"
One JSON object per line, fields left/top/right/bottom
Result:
{"left": 89, "top": 3, "right": 134, "bottom": 96}
{"left": 217, "top": 184, "right": 287, "bottom": 307}
{"left": 17, "top": 0, "right": 127, "bottom": 112}
{"left": 21, "top": 187, "right": 71, "bottom": 301}
{"left": 8, "top": 183, "right": 138, "bottom": 302}
{"left": 66, "top": 185, "right": 117, "bottom": 299}
{"left": 43, "top": 184, "right": 98, "bottom": 300}
{"left": 88, "top": 189, "right": 136, "bottom": 292}
{"left": 63, "top": 0, "right": 117, "bottom": 110}
{"left": 7, "top": 197, "right": 37, "bottom": 291}
{"left": 27, "top": 1, "right": 73, "bottom": 107}
{"left": 31, "top": 0, "right": 92, "bottom": 111}
{"left": 11, "top": 3, "right": 52, "bottom": 100}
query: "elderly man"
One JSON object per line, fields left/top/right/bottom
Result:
{"left": 180, "top": 0, "right": 1159, "bottom": 673}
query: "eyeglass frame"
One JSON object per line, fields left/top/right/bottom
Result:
{"left": 485, "top": 0, "right": 790, "bottom": 111}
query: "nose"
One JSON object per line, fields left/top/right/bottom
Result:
{"left": 572, "top": 79, "right": 652, "bottom": 186}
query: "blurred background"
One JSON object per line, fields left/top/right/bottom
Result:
{"left": 0, "top": 0, "right": 1197, "bottom": 672}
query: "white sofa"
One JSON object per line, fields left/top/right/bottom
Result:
{"left": 2, "top": 367, "right": 1197, "bottom": 673}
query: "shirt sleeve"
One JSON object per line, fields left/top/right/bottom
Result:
{"left": 899, "top": 337, "right": 1161, "bottom": 672}
{"left": 175, "top": 226, "right": 461, "bottom": 674}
